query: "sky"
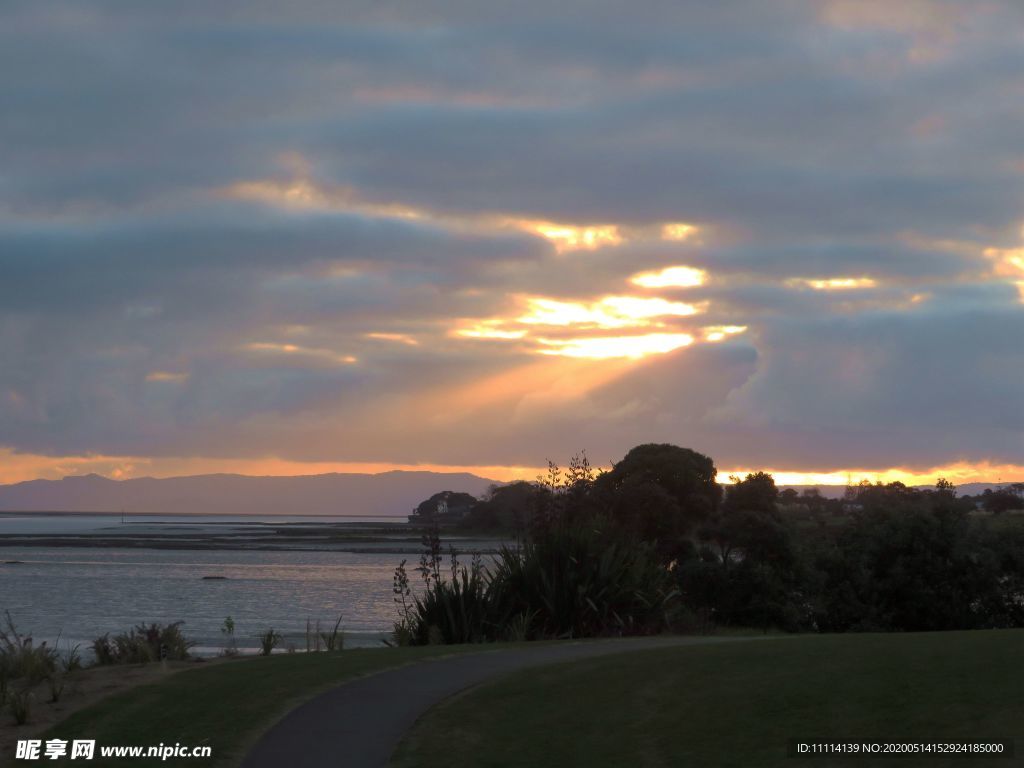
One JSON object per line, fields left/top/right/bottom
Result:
{"left": 1, "top": 0, "right": 1023, "bottom": 486}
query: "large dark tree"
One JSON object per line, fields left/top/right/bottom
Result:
{"left": 685, "top": 471, "right": 807, "bottom": 631}
{"left": 815, "top": 504, "right": 1001, "bottom": 632}
{"left": 409, "top": 490, "right": 477, "bottom": 522}
{"left": 981, "top": 488, "right": 1023, "bottom": 515}
{"left": 466, "top": 481, "right": 543, "bottom": 532}
{"left": 722, "top": 471, "right": 778, "bottom": 516}
{"left": 597, "top": 444, "right": 721, "bottom": 530}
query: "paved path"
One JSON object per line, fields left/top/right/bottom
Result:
{"left": 241, "top": 636, "right": 756, "bottom": 768}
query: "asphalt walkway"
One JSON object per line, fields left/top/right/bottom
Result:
{"left": 241, "top": 635, "right": 755, "bottom": 768}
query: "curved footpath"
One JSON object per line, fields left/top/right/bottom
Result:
{"left": 242, "top": 635, "right": 762, "bottom": 768}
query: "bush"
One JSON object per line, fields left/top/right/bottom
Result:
{"left": 92, "top": 622, "right": 194, "bottom": 665}
{"left": 414, "top": 558, "right": 490, "bottom": 645}
{"left": 61, "top": 644, "right": 83, "bottom": 674}
{"left": 220, "top": 617, "right": 239, "bottom": 657}
{"left": 8, "top": 687, "right": 32, "bottom": 725}
{"left": 393, "top": 522, "right": 679, "bottom": 645}
{"left": 488, "top": 525, "right": 679, "bottom": 639}
{"left": 47, "top": 673, "right": 65, "bottom": 703}
{"left": 256, "top": 629, "right": 282, "bottom": 656}
{"left": 391, "top": 545, "right": 491, "bottom": 646}
{"left": 0, "top": 612, "right": 58, "bottom": 683}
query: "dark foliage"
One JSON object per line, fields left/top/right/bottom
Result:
{"left": 488, "top": 525, "right": 679, "bottom": 639}
{"left": 392, "top": 446, "right": 1024, "bottom": 640}
{"left": 92, "top": 622, "right": 194, "bottom": 665}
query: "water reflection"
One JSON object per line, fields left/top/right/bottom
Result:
{"left": 0, "top": 547, "right": 412, "bottom": 653}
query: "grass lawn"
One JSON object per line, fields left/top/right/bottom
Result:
{"left": 392, "top": 630, "right": 1024, "bottom": 768}
{"left": 16, "top": 644, "right": 501, "bottom": 768}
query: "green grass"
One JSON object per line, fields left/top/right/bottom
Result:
{"left": 24, "top": 645, "right": 500, "bottom": 767}
{"left": 392, "top": 631, "right": 1024, "bottom": 768}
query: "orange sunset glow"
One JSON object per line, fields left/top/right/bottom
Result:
{"left": 3, "top": 446, "right": 1021, "bottom": 490}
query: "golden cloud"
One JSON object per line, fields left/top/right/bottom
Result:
{"left": 508, "top": 219, "right": 623, "bottom": 252}
{"left": 787, "top": 276, "right": 878, "bottom": 291}
{"left": 661, "top": 222, "right": 697, "bottom": 241}
{"left": 517, "top": 295, "right": 701, "bottom": 329}
{"left": 536, "top": 332, "right": 694, "bottom": 360}
{"left": 630, "top": 265, "right": 707, "bottom": 288}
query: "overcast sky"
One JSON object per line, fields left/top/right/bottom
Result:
{"left": 2, "top": 1, "right": 1023, "bottom": 484}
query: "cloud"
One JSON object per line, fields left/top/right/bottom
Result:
{"left": 1, "top": 1, "right": 1023, "bottom": 478}
{"left": 710, "top": 296, "right": 1024, "bottom": 467}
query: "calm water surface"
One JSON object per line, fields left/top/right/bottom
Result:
{"left": 0, "top": 546, "right": 410, "bottom": 654}
{"left": 0, "top": 513, "right": 393, "bottom": 535}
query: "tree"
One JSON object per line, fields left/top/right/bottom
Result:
{"left": 678, "top": 470, "right": 812, "bottom": 632}
{"left": 409, "top": 491, "right": 477, "bottom": 523}
{"left": 853, "top": 481, "right": 923, "bottom": 515}
{"left": 605, "top": 475, "right": 682, "bottom": 558}
{"left": 981, "top": 488, "right": 1021, "bottom": 515}
{"left": 722, "top": 472, "right": 778, "bottom": 516}
{"left": 815, "top": 502, "right": 997, "bottom": 632}
{"left": 465, "top": 481, "right": 542, "bottom": 532}
{"left": 596, "top": 444, "right": 721, "bottom": 534}
{"left": 779, "top": 488, "right": 800, "bottom": 505}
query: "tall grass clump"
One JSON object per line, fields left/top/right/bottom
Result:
{"left": 47, "top": 672, "right": 65, "bottom": 703}
{"left": 0, "top": 612, "right": 58, "bottom": 683}
{"left": 8, "top": 687, "right": 32, "bottom": 725}
{"left": 92, "top": 621, "right": 194, "bottom": 665}
{"left": 305, "top": 615, "right": 344, "bottom": 652}
{"left": 319, "top": 614, "right": 345, "bottom": 651}
{"left": 61, "top": 644, "right": 83, "bottom": 674}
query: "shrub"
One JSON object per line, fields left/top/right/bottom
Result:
{"left": 220, "top": 617, "right": 238, "bottom": 657}
{"left": 488, "top": 524, "right": 679, "bottom": 639}
{"left": 0, "top": 612, "right": 58, "bottom": 683}
{"left": 92, "top": 622, "right": 194, "bottom": 665}
{"left": 256, "top": 629, "right": 281, "bottom": 656}
{"left": 47, "top": 673, "right": 64, "bottom": 703}
{"left": 393, "top": 522, "right": 679, "bottom": 645}
{"left": 387, "top": 620, "right": 414, "bottom": 648}
{"left": 61, "top": 644, "right": 83, "bottom": 674}
{"left": 8, "top": 687, "right": 32, "bottom": 725}
{"left": 408, "top": 554, "right": 490, "bottom": 645}
{"left": 504, "top": 610, "right": 537, "bottom": 642}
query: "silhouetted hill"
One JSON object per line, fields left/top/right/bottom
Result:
{"left": 779, "top": 482, "right": 1016, "bottom": 500}
{"left": 0, "top": 471, "right": 499, "bottom": 517}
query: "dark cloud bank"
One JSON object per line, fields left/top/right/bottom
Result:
{"left": 1, "top": 1, "right": 1022, "bottom": 474}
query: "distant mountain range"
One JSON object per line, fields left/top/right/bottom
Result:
{"left": 0, "top": 473, "right": 1012, "bottom": 516}
{"left": 0, "top": 471, "right": 500, "bottom": 517}
{"left": 779, "top": 483, "right": 1015, "bottom": 500}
